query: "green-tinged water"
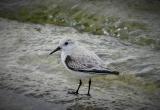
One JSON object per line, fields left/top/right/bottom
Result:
{"left": 0, "top": 0, "right": 160, "bottom": 49}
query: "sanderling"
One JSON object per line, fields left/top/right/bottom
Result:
{"left": 49, "top": 38, "right": 119, "bottom": 96}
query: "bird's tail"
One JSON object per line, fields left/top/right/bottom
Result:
{"left": 109, "top": 71, "right": 119, "bottom": 75}
{"left": 93, "top": 69, "right": 120, "bottom": 75}
{"left": 97, "top": 67, "right": 119, "bottom": 75}
{"left": 101, "top": 67, "right": 120, "bottom": 75}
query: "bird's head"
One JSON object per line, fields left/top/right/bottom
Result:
{"left": 49, "top": 38, "right": 76, "bottom": 55}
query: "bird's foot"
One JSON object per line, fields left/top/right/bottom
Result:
{"left": 86, "top": 93, "right": 91, "bottom": 97}
{"left": 68, "top": 90, "right": 79, "bottom": 95}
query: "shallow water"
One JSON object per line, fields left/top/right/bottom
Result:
{"left": 0, "top": 18, "right": 160, "bottom": 109}
{"left": 0, "top": 0, "right": 160, "bottom": 49}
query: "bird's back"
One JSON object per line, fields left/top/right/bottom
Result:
{"left": 63, "top": 46, "right": 119, "bottom": 75}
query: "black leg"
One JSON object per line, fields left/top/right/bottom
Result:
{"left": 68, "top": 79, "right": 82, "bottom": 95}
{"left": 76, "top": 79, "right": 82, "bottom": 94}
{"left": 87, "top": 78, "right": 91, "bottom": 96}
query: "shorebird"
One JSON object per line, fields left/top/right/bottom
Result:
{"left": 49, "top": 38, "right": 119, "bottom": 96}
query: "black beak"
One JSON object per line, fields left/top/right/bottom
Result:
{"left": 49, "top": 46, "right": 61, "bottom": 55}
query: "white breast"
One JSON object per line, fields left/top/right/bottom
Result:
{"left": 61, "top": 51, "right": 67, "bottom": 68}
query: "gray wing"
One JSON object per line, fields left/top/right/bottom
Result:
{"left": 65, "top": 55, "right": 117, "bottom": 74}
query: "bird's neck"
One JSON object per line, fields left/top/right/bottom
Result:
{"left": 62, "top": 46, "right": 78, "bottom": 56}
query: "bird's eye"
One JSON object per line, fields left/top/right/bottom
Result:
{"left": 64, "top": 42, "right": 68, "bottom": 45}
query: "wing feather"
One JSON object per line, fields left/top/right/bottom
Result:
{"left": 65, "top": 55, "right": 116, "bottom": 74}
{"left": 64, "top": 46, "right": 119, "bottom": 75}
